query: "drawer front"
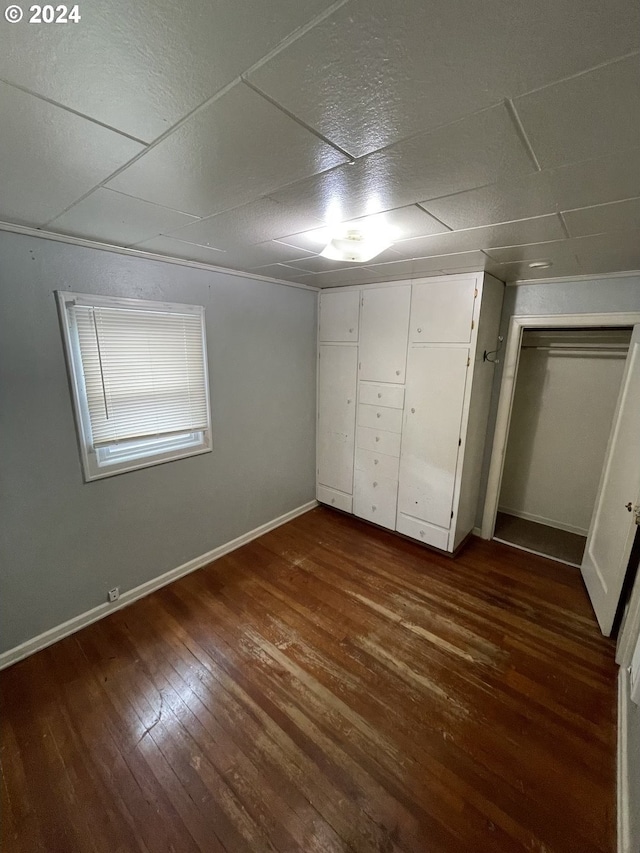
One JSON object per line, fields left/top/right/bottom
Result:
{"left": 355, "top": 448, "right": 400, "bottom": 480}
{"left": 317, "top": 485, "right": 353, "bottom": 513}
{"left": 396, "top": 512, "right": 450, "bottom": 551}
{"left": 354, "top": 471, "right": 398, "bottom": 530}
{"left": 359, "top": 383, "right": 405, "bottom": 409}
{"left": 356, "top": 426, "right": 402, "bottom": 457}
{"left": 357, "top": 404, "right": 403, "bottom": 433}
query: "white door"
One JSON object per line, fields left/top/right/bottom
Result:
{"left": 317, "top": 345, "right": 357, "bottom": 494}
{"left": 359, "top": 286, "right": 411, "bottom": 382}
{"left": 319, "top": 290, "right": 360, "bottom": 342}
{"left": 397, "top": 347, "right": 469, "bottom": 529}
{"left": 581, "top": 325, "right": 640, "bottom": 636}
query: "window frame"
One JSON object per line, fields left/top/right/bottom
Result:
{"left": 56, "top": 290, "right": 212, "bottom": 482}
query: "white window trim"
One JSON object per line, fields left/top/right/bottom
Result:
{"left": 56, "top": 290, "right": 212, "bottom": 481}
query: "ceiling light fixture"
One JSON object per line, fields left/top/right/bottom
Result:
{"left": 528, "top": 260, "right": 553, "bottom": 269}
{"left": 320, "top": 227, "right": 392, "bottom": 263}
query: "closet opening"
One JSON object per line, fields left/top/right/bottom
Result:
{"left": 493, "top": 326, "right": 632, "bottom": 566}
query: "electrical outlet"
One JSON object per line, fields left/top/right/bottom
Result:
{"left": 108, "top": 587, "right": 120, "bottom": 603}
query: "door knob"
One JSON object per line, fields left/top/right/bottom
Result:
{"left": 626, "top": 502, "right": 633, "bottom": 511}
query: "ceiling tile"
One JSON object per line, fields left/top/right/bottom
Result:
{"left": 484, "top": 239, "right": 580, "bottom": 265}
{"left": 214, "top": 242, "right": 316, "bottom": 269}
{"left": 364, "top": 251, "right": 489, "bottom": 280}
{"left": 514, "top": 54, "right": 640, "bottom": 169}
{"left": 484, "top": 256, "right": 582, "bottom": 281}
{"left": 307, "top": 267, "right": 385, "bottom": 287}
{"left": 0, "top": 0, "right": 338, "bottom": 142}
{"left": 246, "top": 264, "right": 312, "bottom": 283}
{"left": 563, "top": 198, "right": 640, "bottom": 237}
{"left": 573, "top": 230, "right": 640, "bottom": 275}
{"left": 248, "top": 0, "right": 640, "bottom": 158}
{"left": 392, "top": 215, "right": 565, "bottom": 260}
{"left": 421, "top": 147, "right": 640, "bottom": 229}
{"left": 270, "top": 104, "right": 534, "bottom": 223}
{"left": 46, "top": 188, "right": 198, "bottom": 245}
{"left": 134, "top": 235, "right": 227, "bottom": 264}
{"left": 107, "top": 83, "right": 347, "bottom": 217}
{"left": 166, "top": 197, "right": 325, "bottom": 249}
{"left": 0, "top": 82, "right": 144, "bottom": 227}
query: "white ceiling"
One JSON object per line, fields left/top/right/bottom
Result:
{"left": 1, "top": 0, "right": 639, "bottom": 287}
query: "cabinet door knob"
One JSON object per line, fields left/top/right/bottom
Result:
{"left": 331, "top": 498, "right": 336, "bottom": 504}
{"left": 373, "top": 481, "right": 378, "bottom": 488}
{"left": 349, "top": 328, "right": 354, "bottom": 333}
{"left": 396, "top": 370, "right": 401, "bottom": 376}
{"left": 374, "top": 459, "right": 379, "bottom": 465}
{"left": 376, "top": 412, "right": 381, "bottom": 418}
{"left": 417, "top": 327, "right": 422, "bottom": 333}
{"left": 419, "top": 529, "right": 425, "bottom": 537}
{"left": 347, "top": 399, "right": 352, "bottom": 404}
{"left": 375, "top": 436, "right": 380, "bottom": 442}
{"left": 411, "top": 407, "right": 416, "bottom": 414}
{"left": 377, "top": 392, "right": 382, "bottom": 398}
{"left": 372, "top": 505, "right": 377, "bottom": 511}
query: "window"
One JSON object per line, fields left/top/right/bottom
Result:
{"left": 57, "top": 291, "right": 212, "bottom": 481}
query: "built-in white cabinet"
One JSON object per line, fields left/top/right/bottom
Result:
{"left": 317, "top": 272, "right": 504, "bottom": 553}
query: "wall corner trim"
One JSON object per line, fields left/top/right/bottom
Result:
{"left": 0, "top": 500, "right": 318, "bottom": 671}
{"left": 618, "top": 665, "right": 631, "bottom": 853}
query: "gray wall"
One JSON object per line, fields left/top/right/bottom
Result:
{"left": 477, "top": 273, "right": 640, "bottom": 527}
{"left": 0, "top": 231, "right": 318, "bottom": 655}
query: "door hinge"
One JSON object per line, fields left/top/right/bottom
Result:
{"left": 474, "top": 288, "right": 478, "bottom": 298}
{"left": 458, "top": 437, "right": 462, "bottom": 446}
{"left": 471, "top": 319, "right": 475, "bottom": 330}
{"left": 451, "top": 510, "right": 454, "bottom": 519}
{"left": 467, "top": 356, "right": 471, "bottom": 367}
{"left": 626, "top": 503, "right": 640, "bottom": 525}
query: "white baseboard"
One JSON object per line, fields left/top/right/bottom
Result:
{"left": 497, "top": 506, "right": 588, "bottom": 537}
{"left": 0, "top": 500, "right": 318, "bottom": 671}
{"left": 618, "top": 665, "right": 631, "bottom": 853}
{"left": 472, "top": 526, "right": 485, "bottom": 539}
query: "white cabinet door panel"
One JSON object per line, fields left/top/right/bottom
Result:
{"left": 398, "top": 347, "right": 469, "bottom": 529}
{"left": 355, "top": 448, "right": 400, "bottom": 480}
{"left": 318, "top": 345, "right": 357, "bottom": 494}
{"left": 319, "top": 290, "right": 360, "bottom": 342}
{"left": 357, "top": 404, "right": 403, "bottom": 433}
{"left": 410, "top": 277, "right": 477, "bottom": 343}
{"left": 358, "top": 382, "right": 405, "bottom": 409}
{"left": 356, "top": 426, "right": 402, "bottom": 457}
{"left": 354, "top": 471, "right": 398, "bottom": 530}
{"left": 359, "top": 286, "right": 411, "bottom": 382}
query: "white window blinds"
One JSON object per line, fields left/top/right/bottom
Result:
{"left": 70, "top": 303, "right": 209, "bottom": 447}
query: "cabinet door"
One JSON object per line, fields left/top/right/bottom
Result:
{"left": 410, "top": 278, "right": 477, "bottom": 343}
{"left": 359, "top": 286, "right": 411, "bottom": 382}
{"left": 397, "top": 347, "right": 469, "bottom": 529}
{"left": 317, "top": 345, "right": 357, "bottom": 494}
{"left": 319, "top": 290, "right": 360, "bottom": 342}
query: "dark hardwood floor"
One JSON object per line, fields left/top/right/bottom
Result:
{"left": 1, "top": 507, "right": 617, "bottom": 853}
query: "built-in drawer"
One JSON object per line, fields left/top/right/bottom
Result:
{"left": 356, "top": 426, "right": 402, "bottom": 457}
{"left": 355, "top": 447, "right": 400, "bottom": 480}
{"left": 357, "top": 404, "right": 403, "bottom": 433}
{"left": 317, "top": 485, "right": 353, "bottom": 513}
{"left": 358, "top": 383, "right": 405, "bottom": 409}
{"left": 396, "top": 512, "right": 450, "bottom": 551}
{"left": 354, "top": 471, "right": 398, "bottom": 530}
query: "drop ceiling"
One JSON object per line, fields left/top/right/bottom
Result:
{"left": 1, "top": 0, "right": 639, "bottom": 287}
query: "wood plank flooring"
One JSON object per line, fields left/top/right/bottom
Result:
{"left": 0, "top": 507, "right": 617, "bottom": 853}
